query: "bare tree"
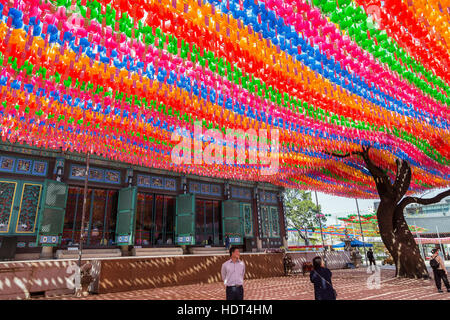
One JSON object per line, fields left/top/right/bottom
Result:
{"left": 325, "top": 146, "right": 450, "bottom": 279}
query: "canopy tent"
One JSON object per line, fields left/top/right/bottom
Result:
{"left": 0, "top": 0, "right": 448, "bottom": 197}
{"left": 332, "top": 239, "right": 374, "bottom": 248}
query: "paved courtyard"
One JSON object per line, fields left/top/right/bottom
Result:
{"left": 46, "top": 267, "right": 450, "bottom": 300}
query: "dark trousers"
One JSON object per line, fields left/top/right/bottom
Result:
{"left": 434, "top": 270, "right": 450, "bottom": 291}
{"left": 369, "top": 259, "right": 376, "bottom": 266}
{"left": 226, "top": 286, "right": 244, "bottom": 300}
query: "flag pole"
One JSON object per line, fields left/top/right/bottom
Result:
{"left": 355, "top": 198, "right": 368, "bottom": 266}
{"left": 436, "top": 225, "right": 445, "bottom": 261}
{"left": 413, "top": 217, "right": 425, "bottom": 259}
{"left": 76, "top": 151, "right": 90, "bottom": 297}
{"left": 314, "top": 191, "right": 327, "bottom": 268}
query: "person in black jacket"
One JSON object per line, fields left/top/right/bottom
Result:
{"left": 310, "top": 256, "right": 336, "bottom": 300}
{"left": 431, "top": 248, "right": 450, "bottom": 293}
{"left": 367, "top": 248, "right": 376, "bottom": 266}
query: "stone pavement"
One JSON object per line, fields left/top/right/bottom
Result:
{"left": 43, "top": 267, "right": 450, "bottom": 300}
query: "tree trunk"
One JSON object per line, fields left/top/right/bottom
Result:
{"left": 375, "top": 199, "right": 397, "bottom": 264}
{"left": 294, "top": 228, "right": 309, "bottom": 246}
{"left": 303, "top": 226, "right": 310, "bottom": 246}
{"left": 391, "top": 189, "right": 450, "bottom": 278}
{"left": 392, "top": 212, "right": 428, "bottom": 278}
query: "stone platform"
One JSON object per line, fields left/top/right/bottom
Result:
{"left": 95, "top": 252, "right": 284, "bottom": 294}
{"left": 0, "top": 251, "right": 352, "bottom": 299}
{"left": 45, "top": 268, "right": 450, "bottom": 300}
{"left": 0, "top": 252, "right": 284, "bottom": 298}
{"left": 0, "top": 259, "right": 100, "bottom": 299}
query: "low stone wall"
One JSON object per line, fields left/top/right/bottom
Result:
{"left": 0, "top": 260, "right": 69, "bottom": 299}
{"left": 0, "top": 252, "right": 351, "bottom": 298}
{"left": 287, "top": 251, "right": 351, "bottom": 272}
{"left": 0, "top": 259, "right": 101, "bottom": 299}
{"left": 95, "top": 253, "right": 284, "bottom": 294}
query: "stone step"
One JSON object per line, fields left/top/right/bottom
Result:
{"left": 132, "top": 247, "right": 183, "bottom": 256}
{"left": 55, "top": 249, "right": 122, "bottom": 259}
{"left": 188, "top": 247, "right": 228, "bottom": 255}
{"left": 14, "top": 253, "right": 40, "bottom": 261}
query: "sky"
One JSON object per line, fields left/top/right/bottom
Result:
{"left": 314, "top": 192, "right": 376, "bottom": 226}
{"left": 315, "top": 188, "right": 447, "bottom": 227}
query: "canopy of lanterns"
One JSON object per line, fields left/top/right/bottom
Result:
{"left": 0, "top": 0, "right": 449, "bottom": 197}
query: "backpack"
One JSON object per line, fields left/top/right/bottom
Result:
{"left": 313, "top": 270, "right": 337, "bottom": 299}
{"left": 430, "top": 257, "right": 439, "bottom": 269}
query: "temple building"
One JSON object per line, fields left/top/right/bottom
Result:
{"left": 0, "top": 142, "right": 287, "bottom": 260}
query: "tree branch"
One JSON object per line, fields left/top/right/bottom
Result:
{"left": 323, "top": 150, "right": 363, "bottom": 158}
{"left": 292, "top": 226, "right": 308, "bottom": 242}
{"left": 393, "top": 188, "right": 450, "bottom": 239}
{"left": 359, "top": 146, "right": 392, "bottom": 189}
{"left": 396, "top": 189, "right": 450, "bottom": 213}
{"left": 325, "top": 146, "right": 394, "bottom": 197}
{"left": 393, "top": 159, "right": 412, "bottom": 202}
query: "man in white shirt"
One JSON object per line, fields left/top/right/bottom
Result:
{"left": 221, "top": 247, "right": 245, "bottom": 300}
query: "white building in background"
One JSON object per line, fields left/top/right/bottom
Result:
{"left": 402, "top": 198, "right": 450, "bottom": 257}
{"left": 374, "top": 198, "right": 450, "bottom": 232}
{"left": 405, "top": 198, "right": 450, "bottom": 217}
{"left": 375, "top": 198, "right": 450, "bottom": 237}
{"left": 374, "top": 201, "right": 380, "bottom": 211}
{"left": 363, "top": 236, "right": 383, "bottom": 243}
{"left": 404, "top": 198, "right": 450, "bottom": 237}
